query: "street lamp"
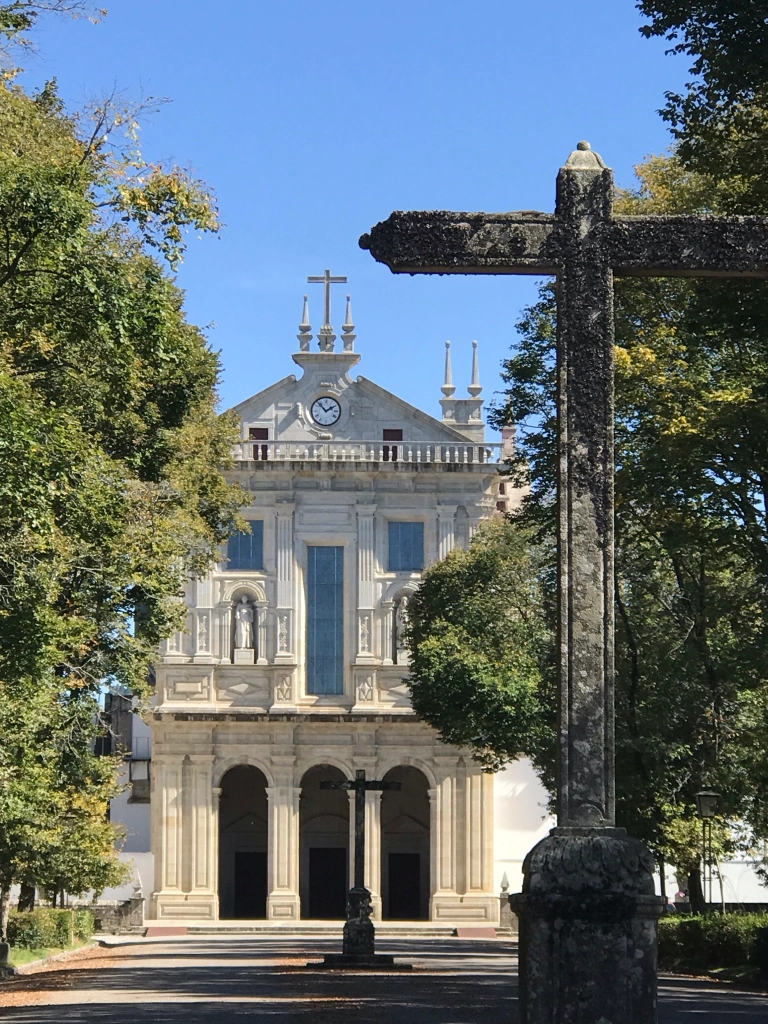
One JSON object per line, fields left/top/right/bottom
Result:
{"left": 695, "top": 789, "right": 721, "bottom": 908}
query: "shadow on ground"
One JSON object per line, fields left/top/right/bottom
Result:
{"left": 0, "top": 938, "right": 518, "bottom": 1024}
{"left": 0, "top": 937, "right": 765, "bottom": 1023}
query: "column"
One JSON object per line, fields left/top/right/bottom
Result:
{"left": 274, "top": 504, "right": 295, "bottom": 664}
{"left": 437, "top": 505, "right": 457, "bottom": 561}
{"left": 356, "top": 504, "right": 376, "bottom": 663}
{"left": 149, "top": 755, "right": 184, "bottom": 919}
{"left": 460, "top": 768, "right": 498, "bottom": 923}
{"left": 188, "top": 755, "right": 217, "bottom": 899}
{"left": 216, "top": 601, "right": 232, "bottom": 664}
{"left": 365, "top": 790, "right": 383, "bottom": 920}
{"left": 380, "top": 601, "right": 394, "bottom": 665}
{"left": 193, "top": 577, "right": 213, "bottom": 663}
{"left": 428, "top": 760, "right": 460, "bottom": 921}
{"left": 266, "top": 783, "right": 301, "bottom": 920}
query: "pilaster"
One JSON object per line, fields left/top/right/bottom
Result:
{"left": 437, "top": 505, "right": 457, "bottom": 561}
{"left": 273, "top": 504, "right": 295, "bottom": 664}
{"left": 355, "top": 504, "right": 377, "bottom": 663}
{"left": 266, "top": 779, "right": 301, "bottom": 920}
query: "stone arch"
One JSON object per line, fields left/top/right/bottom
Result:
{"left": 213, "top": 754, "right": 274, "bottom": 790}
{"left": 218, "top": 763, "right": 269, "bottom": 919}
{"left": 299, "top": 763, "right": 350, "bottom": 919}
{"left": 380, "top": 765, "right": 431, "bottom": 920}
{"left": 221, "top": 580, "right": 267, "bottom": 604}
{"left": 376, "top": 754, "right": 437, "bottom": 790}
{"left": 293, "top": 756, "right": 351, "bottom": 788}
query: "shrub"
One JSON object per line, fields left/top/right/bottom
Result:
{"left": 73, "top": 909, "right": 94, "bottom": 943}
{"left": 7, "top": 909, "right": 74, "bottom": 950}
{"left": 659, "top": 913, "right": 768, "bottom": 973}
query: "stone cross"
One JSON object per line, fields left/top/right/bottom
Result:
{"left": 321, "top": 769, "right": 400, "bottom": 889}
{"left": 319, "top": 769, "right": 402, "bottom": 966}
{"left": 360, "top": 141, "right": 768, "bottom": 1023}
{"left": 307, "top": 268, "right": 348, "bottom": 329}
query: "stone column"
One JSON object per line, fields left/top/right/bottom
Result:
{"left": 437, "top": 505, "right": 457, "bottom": 561}
{"left": 510, "top": 147, "right": 661, "bottom": 1023}
{"left": 428, "top": 760, "right": 460, "bottom": 920}
{"left": 266, "top": 783, "right": 301, "bottom": 920}
{"left": 149, "top": 755, "right": 184, "bottom": 919}
{"left": 193, "top": 577, "right": 213, "bottom": 663}
{"left": 365, "top": 790, "right": 383, "bottom": 920}
{"left": 274, "top": 504, "right": 295, "bottom": 664}
{"left": 216, "top": 601, "right": 232, "bottom": 664}
{"left": 356, "top": 504, "right": 377, "bottom": 663}
{"left": 184, "top": 754, "right": 217, "bottom": 919}
{"left": 380, "top": 601, "right": 394, "bottom": 665}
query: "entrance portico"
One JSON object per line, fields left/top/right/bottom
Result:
{"left": 149, "top": 718, "right": 497, "bottom": 924}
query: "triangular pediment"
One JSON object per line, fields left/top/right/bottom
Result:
{"left": 227, "top": 359, "right": 475, "bottom": 443}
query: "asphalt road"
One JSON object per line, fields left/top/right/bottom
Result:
{"left": 0, "top": 936, "right": 764, "bottom": 1023}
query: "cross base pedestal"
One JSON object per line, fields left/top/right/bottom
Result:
{"left": 510, "top": 828, "right": 664, "bottom": 1024}
{"left": 315, "top": 953, "right": 412, "bottom": 970}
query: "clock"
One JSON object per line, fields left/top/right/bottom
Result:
{"left": 310, "top": 396, "right": 341, "bottom": 426}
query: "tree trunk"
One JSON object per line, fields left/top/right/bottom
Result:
{"left": 658, "top": 856, "right": 667, "bottom": 902}
{"left": 688, "top": 867, "right": 706, "bottom": 914}
{"left": 17, "top": 883, "right": 35, "bottom": 913}
{"left": 0, "top": 885, "right": 10, "bottom": 943}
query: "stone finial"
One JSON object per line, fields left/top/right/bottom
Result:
{"left": 468, "top": 339, "right": 482, "bottom": 397}
{"left": 297, "top": 294, "right": 312, "bottom": 352}
{"left": 500, "top": 871, "right": 509, "bottom": 893}
{"left": 563, "top": 140, "right": 609, "bottom": 171}
{"left": 441, "top": 340, "right": 455, "bottom": 397}
{"left": 341, "top": 293, "right": 356, "bottom": 352}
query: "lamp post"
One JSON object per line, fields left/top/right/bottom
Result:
{"left": 695, "top": 790, "right": 721, "bottom": 909}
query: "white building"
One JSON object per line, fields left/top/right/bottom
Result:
{"left": 113, "top": 281, "right": 554, "bottom": 925}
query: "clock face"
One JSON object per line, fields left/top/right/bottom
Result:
{"left": 311, "top": 396, "right": 341, "bottom": 426}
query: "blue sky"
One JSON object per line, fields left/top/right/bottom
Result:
{"left": 27, "top": 1, "right": 687, "bottom": 434}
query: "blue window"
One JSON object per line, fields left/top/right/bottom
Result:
{"left": 306, "top": 546, "right": 344, "bottom": 695}
{"left": 388, "top": 521, "right": 424, "bottom": 571}
{"left": 226, "top": 522, "right": 264, "bottom": 570}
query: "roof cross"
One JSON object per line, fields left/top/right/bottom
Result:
{"left": 307, "top": 268, "right": 348, "bottom": 329}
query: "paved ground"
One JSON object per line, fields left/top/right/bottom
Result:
{"left": 0, "top": 936, "right": 764, "bottom": 1023}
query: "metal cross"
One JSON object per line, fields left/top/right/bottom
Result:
{"left": 321, "top": 769, "right": 401, "bottom": 889}
{"left": 307, "top": 268, "right": 348, "bottom": 328}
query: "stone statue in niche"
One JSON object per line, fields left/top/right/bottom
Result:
{"left": 395, "top": 595, "right": 410, "bottom": 664}
{"left": 234, "top": 597, "right": 254, "bottom": 649}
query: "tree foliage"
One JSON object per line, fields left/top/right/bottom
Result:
{"left": 407, "top": 518, "right": 556, "bottom": 776}
{"left": 638, "top": 2, "right": 768, "bottom": 185}
{"left": 0, "top": 9, "right": 243, "bottom": 927}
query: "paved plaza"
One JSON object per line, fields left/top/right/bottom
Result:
{"left": 0, "top": 936, "right": 765, "bottom": 1023}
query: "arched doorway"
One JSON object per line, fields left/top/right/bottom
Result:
{"left": 218, "top": 765, "right": 268, "bottom": 919}
{"left": 299, "top": 764, "right": 349, "bottom": 919}
{"left": 381, "top": 766, "right": 430, "bottom": 920}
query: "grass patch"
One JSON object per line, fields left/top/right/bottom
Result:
{"left": 8, "top": 938, "right": 88, "bottom": 969}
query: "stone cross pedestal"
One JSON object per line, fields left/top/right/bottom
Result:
{"left": 360, "top": 142, "right": 768, "bottom": 1022}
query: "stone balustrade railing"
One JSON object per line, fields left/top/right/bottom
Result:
{"left": 233, "top": 439, "right": 502, "bottom": 465}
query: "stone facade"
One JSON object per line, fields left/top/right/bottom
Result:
{"left": 147, "top": 304, "right": 520, "bottom": 924}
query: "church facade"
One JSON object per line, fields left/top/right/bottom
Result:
{"left": 144, "top": 282, "right": 547, "bottom": 925}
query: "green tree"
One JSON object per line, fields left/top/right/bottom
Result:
{"left": 406, "top": 517, "right": 556, "bottom": 777}
{"left": 638, "top": 3, "right": 768, "bottom": 188}
{"left": 0, "top": 8, "right": 244, "bottom": 938}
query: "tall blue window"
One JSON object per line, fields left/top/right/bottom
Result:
{"left": 226, "top": 522, "right": 264, "bottom": 570}
{"left": 388, "top": 521, "right": 424, "bottom": 571}
{"left": 306, "top": 546, "right": 344, "bottom": 695}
